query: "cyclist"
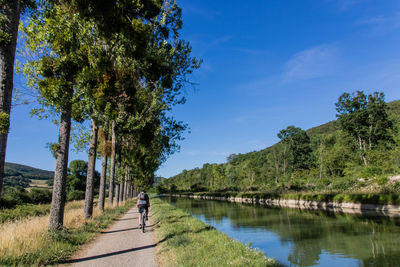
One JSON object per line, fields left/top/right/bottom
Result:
{"left": 137, "top": 190, "right": 150, "bottom": 227}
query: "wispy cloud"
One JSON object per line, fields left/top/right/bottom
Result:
{"left": 282, "top": 44, "right": 339, "bottom": 82}
{"left": 183, "top": 4, "right": 220, "bottom": 19}
{"left": 211, "top": 35, "right": 233, "bottom": 46}
{"left": 326, "top": 0, "right": 369, "bottom": 10}
{"left": 185, "top": 150, "right": 230, "bottom": 157}
{"left": 357, "top": 13, "right": 400, "bottom": 34}
{"left": 230, "top": 48, "right": 271, "bottom": 56}
{"left": 186, "top": 151, "right": 201, "bottom": 156}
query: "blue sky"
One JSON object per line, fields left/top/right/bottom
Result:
{"left": 8, "top": 0, "right": 400, "bottom": 178}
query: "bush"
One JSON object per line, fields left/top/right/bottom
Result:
{"left": 331, "top": 177, "right": 356, "bottom": 191}
{"left": 156, "top": 184, "right": 168, "bottom": 194}
{"left": 67, "top": 190, "right": 85, "bottom": 201}
{"left": 0, "top": 187, "right": 30, "bottom": 208}
{"left": 28, "top": 189, "right": 52, "bottom": 204}
{"left": 190, "top": 183, "right": 206, "bottom": 192}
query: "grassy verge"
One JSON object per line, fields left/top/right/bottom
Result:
{"left": 0, "top": 200, "right": 135, "bottom": 266}
{"left": 0, "top": 200, "right": 92, "bottom": 224}
{"left": 174, "top": 191, "right": 400, "bottom": 205}
{"left": 0, "top": 203, "right": 50, "bottom": 223}
{"left": 151, "top": 197, "right": 280, "bottom": 267}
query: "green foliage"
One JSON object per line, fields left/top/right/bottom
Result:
{"left": 4, "top": 162, "right": 53, "bottom": 181}
{"left": 278, "top": 125, "right": 314, "bottom": 171}
{"left": 4, "top": 175, "right": 30, "bottom": 188}
{"left": 0, "top": 187, "right": 52, "bottom": 208}
{"left": 67, "top": 160, "right": 99, "bottom": 193}
{"left": 28, "top": 189, "right": 52, "bottom": 204}
{"left": 336, "top": 91, "right": 394, "bottom": 165}
{"left": 66, "top": 190, "right": 85, "bottom": 201}
{"left": 0, "top": 203, "right": 50, "bottom": 224}
{"left": 160, "top": 97, "right": 400, "bottom": 196}
{"left": 0, "top": 112, "right": 10, "bottom": 134}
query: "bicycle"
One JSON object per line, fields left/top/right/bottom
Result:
{"left": 140, "top": 207, "right": 146, "bottom": 233}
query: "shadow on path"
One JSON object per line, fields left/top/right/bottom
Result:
{"left": 100, "top": 227, "right": 139, "bottom": 234}
{"left": 114, "top": 217, "right": 137, "bottom": 221}
{"left": 61, "top": 244, "right": 157, "bottom": 264}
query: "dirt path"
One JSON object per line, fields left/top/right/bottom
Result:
{"left": 63, "top": 206, "right": 157, "bottom": 267}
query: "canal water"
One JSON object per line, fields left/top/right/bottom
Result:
{"left": 162, "top": 196, "right": 400, "bottom": 267}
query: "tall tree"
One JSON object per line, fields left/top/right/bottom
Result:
{"left": 335, "top": 91, "right": 393, "bottom": 165}
{"left": 98, "top": 124, "right": 109, "bottom": 211}
{"left": 108, "top": 121, "right": 116, "bottom": 205}
{"left": 278, "top": 126, "right": 314, "bottom": 171}
{"left": 0, "top": 0, "right": 35, "bottom": 197}
{"left": 83, "top": 119, "right": 98, "bottom": 218}
{"left": 22, "top": 3, "right": 90, "bottom": 229}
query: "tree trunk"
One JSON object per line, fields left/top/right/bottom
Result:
{"left": 49, "top": 102, "right": 72, "bottom": 230}
{"left": 0, "top": 1, "right": 21, "bottom": 198}
{"left": 125, "top": 179, "right": 128, "bottom": 200}
{"left": 119, "top": 178, "right": 124, "bottom": 202}
{"left": 108, "top": 121, "right": 116, "bottom": 205}
{"left": 115, "top": 183, "right": 120, "bottom": 206}
{"left": 84, "top": 119, "right": 98, "bottom": 219}
{"left": 319, "top": 149, "right": 323, "bottom": 179}
{"left": 127, "top": 182, "right": 131, "bottom": 199}
{"left": 98, "top": 123, "right": 108, "bottom": 212}
{"left": 358, "top": 135, "right": 368, "bottom": 166}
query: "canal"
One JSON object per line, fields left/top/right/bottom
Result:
{"left": 162, "top": 196, "right": 400, "bottom": 267}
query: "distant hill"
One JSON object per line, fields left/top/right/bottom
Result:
{"left": 162, "top": 99, "right": 400, "bottom": 194}
{"left": 234, "top": 100, "right": 400, "bottom": 163}
{"left": 4, "top": 162, "right": 53, "bottom": 189}
{"left": 5, "top": 162, "right": 53, "bottom": 180}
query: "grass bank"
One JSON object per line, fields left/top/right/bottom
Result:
{"left": 151, "top": 197, "right": 280, "bottom": 267}
{"left": 0, "top": 200, "right": 86, "bottom": 224}
{"left": 174, "top": 191, "right": 400, "bottom": 205}
{"left": 0, "top": 200, "right": 135, "bottom": 266}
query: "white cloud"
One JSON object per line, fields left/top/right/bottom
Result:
{"left": 182, "top": 4, "right": 220, "bottom": 19}
{"left": 327, "top": 0, "right": 369, "bottom": 10}
{"left": 282, "top": 44, "right": 339, "bottom": 82}
{"left": 357, "top": 13, "right": 400, "bottom": 34}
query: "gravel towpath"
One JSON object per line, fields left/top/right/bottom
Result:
{"left": 63, "top": 206, "right": 157, "bottom": 267}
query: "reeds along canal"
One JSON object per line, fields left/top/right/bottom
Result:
{"left": 161, "top": 196, "right": 400, "bottom": 267}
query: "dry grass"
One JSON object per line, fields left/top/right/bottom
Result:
{"left": 0, "top": 199, "right": 124, "bottom": 260}
{"left": 27, "top": 179, "right": 51, "bottom": 191}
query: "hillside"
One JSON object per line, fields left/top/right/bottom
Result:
{"left": 225, "top": 100, "right": 400, "bottom": 168}
{"left": 4, "top": 162, "right": 53, "bottom": 189}
{"left": 160, "top": 99, "right": 400, "bottom": 194}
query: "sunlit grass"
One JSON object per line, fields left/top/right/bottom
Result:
{"left": 152, "top": 197, "right": 280, "bottom": 267}
{"left": 0, "top": 199, "right": 134, "bottom": 266}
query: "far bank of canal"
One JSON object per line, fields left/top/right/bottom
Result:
{"left": 161, "top": 196, "right": 400, "bottom": 267}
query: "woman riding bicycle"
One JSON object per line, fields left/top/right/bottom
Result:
{"left": 137, "top": 190, "right": 150, "bottom": 227}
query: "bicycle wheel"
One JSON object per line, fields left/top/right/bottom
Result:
{"left": 142, "top": 210, "right": 146, "bottom": 233}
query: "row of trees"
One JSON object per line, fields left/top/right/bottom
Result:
{"left": 160, "top": 91, "right": 399, "bottom": 193}
{"left": 0, "top": 0, "right": 199, "bottom": 230}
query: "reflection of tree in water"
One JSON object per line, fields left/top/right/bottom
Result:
{"left": 361, "top": 251, "right": 400, "bottom": 267}
{"left": 288, "top": 243, "right": 321, "bottom": 266}
{"left": 166, "top": 197, "right": 400, "bottom": 266}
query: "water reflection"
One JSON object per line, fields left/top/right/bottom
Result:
{"left": 163, "top": 196, "right": 400, "bottom": 267}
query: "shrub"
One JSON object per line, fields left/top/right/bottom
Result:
{"left": 67, "top": 190, "right": 85, "bottom": 201}
{"left": 190, "top": 183, "right": 206, "bottom": 192}
{"left": 331, "top": 177, "right": 355, "bottom": 191}
{"left": 0, "top": 187, "right": 30, "bottom": 208}
{"left": 28, "top": 189, "right": 52, "bottom": 204}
